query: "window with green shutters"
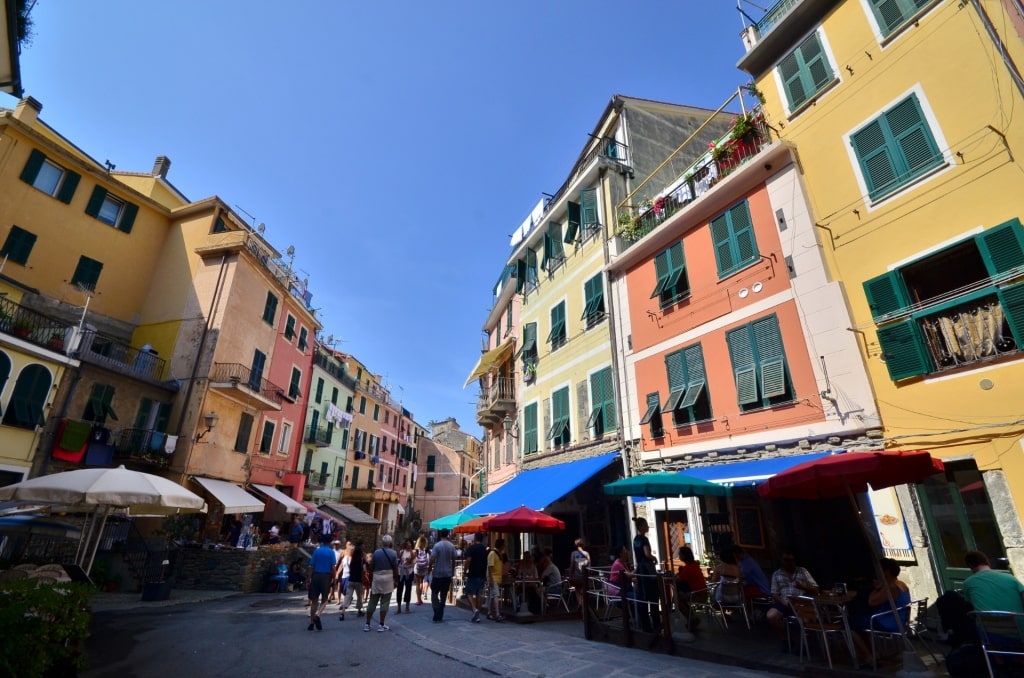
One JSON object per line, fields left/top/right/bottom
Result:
{"left": 587, "top": 367, "right": 616, "bottom": 435}
{"left": 515, "top": 247, "right": 540, "bottom": 295}
{"left": 2, "top": 364, "right": 50, "bottom": 429}
{"left": 863, "top": 217, "right": 1024, "bottom": 381}
{"left": 298, "top": 327, "right": 308, "bottom": 351}
{"left": 851, "top": 93, "right": 942, "bottom": 202}
{"left": 867, "top": 0, "right": 935, "bottom": 38}
{"left": 547, "top": 301, "right": 567, "bottom": 350}
{"left": 777, "top": 30, "right": 834, "bottom": 112}
{"left": 315, "top": 378, "right": 324, "bottom": 403}
{"left": 83, "top": 383, "right": 118, "bottom": 424}
{"left": 651, "top": 241, "right": 689, "bottom": 308}
{"left": 259, "top": 420, "right": 275, "bottom": 454}
{"left": 580, "top": 187, "right": 599, "bottom": 236}
{"left": 84, "top": 186, "right": 138, "bottom": 233}
{"left": 710, "top": 200, "right": 759, "bottom": 278}
{"left": 1, "top": 226, "right": 37, "bottom": 266}
{"left": 426, "top": 455, "right": 436, "bottom": 472}
{"left": 287, "top": 366, "right": 301, "bottom": 399}
{"left": 639, "top": 391, "right": 664, "bottom": 438}
{"left": 546, "top": 387, "right": 570, "bottom": 448}
{"left": 340, "top": 427, "right": 349, "bottom": 450}
{"left": 726, "top": 314, "right": 794, "bottom": 411}
{"left": 234, "top": 412, "right": 254, "bottom": 452}
{"left": 373, "top": 403, "right": 380, "bottom": 421}
{"left": 521, "top": 322, "right": 538, "bottom": 370}
{"left": 565, "top": 201, "right": 581, "bottom": 244}
{"left": 20, "top": 149, "right": 80, "bottom": 204}
{"left": 542, "top": 222, "right": 565, "bottom": 273}
{"left": 351, "top": 466, "right": 360, "bottom": 489}
{"left": 662, "top": 344, "right": 711, "bottom": 426}
{"left": 249, "top": 350, "right": 266, "bottom": 391}
{"left": 523, "top": 402, "right": 539, "bottom": 455}
{"left": 262, "top": 292, "right": 278, "bottom": 325}
{"left": 284, "top": 315, "right": 296, "bottom": 340}
{"left": 359, "top": 396, "right": 366, "bottom": 414}
{"left": 71, "top": 256, "right": 103, "bottom": 292}
{"left": 582, "top": 274, "right": 606, "bottom": 327}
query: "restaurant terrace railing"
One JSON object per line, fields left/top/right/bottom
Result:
{"left": 210, "top": 362, "right": 285, "bottom": 404}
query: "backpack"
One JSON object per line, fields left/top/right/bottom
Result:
{"left": 415, "top": 548, "right": 429, "bottom": 570}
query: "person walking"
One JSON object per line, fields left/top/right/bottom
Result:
{"left": 364, "top": 535, "right": 399, "bottom": 632}
{"left": 632, "top": 517, "right": 659, "bottom": 632}
{"left": 487, "top": 538, "right": 506, "bottom": 621}
{"left": 428, "top": 529, "right": 456, "bottom": 623}
{"left": 414, "top": 535, "right": 430, "bottom": 606}
{"left": 328, "top": 540, "right": 344, "bottom": 603}
{"left": 464, "top": 533, "right": 489, "bottom": 622}
{"left": 306, "top": 534, "right": 337, "bottom": 631}
{"left": 569, "top": 538, "right": 591, "bottom": 610}
{"left": 395, "top": 539, "right": 414, "bottom": 614}
{"left": 339, "top": 541, "right": 365, "bottom": 621}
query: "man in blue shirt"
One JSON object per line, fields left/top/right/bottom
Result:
{"left": 733, "top": 545, "right": 771, "bottom": 599}
{"left": 307, "top": 534, "right": 337, "bottom": 631}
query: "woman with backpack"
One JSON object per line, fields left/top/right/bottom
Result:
{"left": 414, "top": 535, "right": 430, "bottom": 605}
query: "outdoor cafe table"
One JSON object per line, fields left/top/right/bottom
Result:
{"left": 513, "top": 578, "right": 541, "bottom": 614}
{"left": 812, "top": 590, "right": 860, "bottom": 669}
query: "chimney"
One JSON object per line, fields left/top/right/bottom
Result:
{"left": 13, "top": 97, "right": 42, "bottom": 126}
{"left": 152, "top": 156, "right": 171, "bottom": 178}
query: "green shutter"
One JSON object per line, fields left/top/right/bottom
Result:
{"left": 565, "top": 201, "right": 581, "bottom": 243}
{"left": 877, "top": 319, "right": 931, "bottom": 380}
{"left": 285, "top": 315, "right": 296, "bottom": 339}
{"left": 852, "top": 120, "right": 896, "bottom": 199}
{"left": 601, "top": 367, "right": 616, "bottom": 430}
{"left": 801, "top": 32, "right": 833, "bottom": 92}
{"left": 547, "top": 302, "right": 565, "bottom": 345}
{"left": 680, "top": 343, "right": 708, "bottom": 410}
{"left": 863, "top": 271, "right": 910, "bottom": 320}
{"left": 589, "top": 371, "right": 604, "bottom": 429}
{"left": 580, "top": 188, "right": 599, "bottom": 227}
{"left": 651, "top": 249, "right": 671, "bottom": 298}
{"left": 57, "top": 171, "right": 80, "bottom": 204}
{"left": 289, "top": 369, "right": 301, "bottom": 398}
{"left": 260, "top": 422, "right": 274, "bottom": 452}
{"left": 85, "top": 186, "right": 107, "bottom": 218}
{"left": 263, "top": 292, "right": 277, "bottom": 324}
{"left": 250, "top": 350, "right": 266, "bottom": 387}
{"left": 524, "top": 403, "right": 538, "bottom": 454}
{"left": 547, "top": 222, "right": 564, "bottom": 261}
{"left": 778, "top": 51, "right": 807, "bottom": 110}
{"left": 2, "top": 226, "right": 36, "bottom": 265}
{"left": 639, "top": 392, "right": 660, "bottom": 425}
{"left": 997, "top": 282, "right": 1024, "bottom": 347}
{"left": 119, "top": 202, "right": 138, "bottom": 233}
{"left": 753, "top": 316, "right": 789, "bottom": 399}
{"left": 516, "top": 258, "right": 527, "bottom": 293}
{"left": 761, "top": 359, "right": 787, "bottom": 398}
{"left": 521, "top": 322, "right": 537, "bottom": 356}
{"left": 155, "top": 402, "right": 172, "bottom": 432}
{"left": 887, "top": 95, "right": 941, "bottom": 179}
{"left": 72, "top": 256, "right": 103, "bottom": 291}
{"left": 665, "top": 350, "right": 686, "bottom": 393}
{"left": 729, "top": 201, "right": 758, "bottom": 268}
{"left": 20, "top": 149, "right": 45, "bottom": 185}
{"left": 710, "top": 214, "right": 735, "bottom": 275}
{"left": 134, "top": 398, "right": 154, "bottom": 429}
{"left": 315, "top": 378, "right": 324, "bottom": 403}
{"left": 727, "top": 326, "right": 759, "bottom": 404}
{"left": 870, "top": 0, "right": 929, "bottom": 36}
{"left": 977, "top": 218, "right": 1024, "bottom": 277}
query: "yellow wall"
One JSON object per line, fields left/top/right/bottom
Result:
{"left": 750, "top": 1, "right": 1024, "bottom": 500}
{"left": 0, "top": 345, "right": 68, "bottom": 473}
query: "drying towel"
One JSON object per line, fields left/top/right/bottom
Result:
{"left": 52, "top": 420, "right": 88, "bottom": 463}
{"left": 85, "top": 443, "right": 115, "bottom": 466}
{"left": 148, "top": 431, "right": 167, "bottom": 452}
{"left": 59, "top": 419, "right": 93, "bottom": 451}
{"left": 164, "top": 434, "right": 178, "bottom": 455}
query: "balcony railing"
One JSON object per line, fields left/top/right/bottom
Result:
{"left": 918, "top": 293, "right": 1018, "bottom": 372}
{"left": 76, "top": 329, "right": 167, "bottom": 381}
{"left": 542, "top": 137, "right": 629, "bottom": 215}
{"left": 755, "top": 0, "right": 803, "bottom": 38}
{"left": 113, "top": 427, "right": 173, "bottom": 467}
{"left": 304, "top": 424, "right": 331, "bottom": 446}
{"left": 0, "top": 296, "right": 73, "bottom": 355}
{"left": 478, "top": 376, "right": 516, "bottom": 411}
{"left": 617, "top": 113, "right": 772, "bottom": 250}
{"left": 210, "top": 362, "right": 285, "bottom": 404}
{"left": 306, "top": 470, "right": 330, "bottom": 488}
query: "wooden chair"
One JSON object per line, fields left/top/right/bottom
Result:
{"left": 790, "top": 595, "right": 858, "bottom": 669}
{"left": 970, "top": 610, "right": 1024, "bottom": 678}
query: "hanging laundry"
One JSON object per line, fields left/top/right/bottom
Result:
{"left": 164, "top": 435, "right": 179, "bottom": 455}
{"left": 91, "top": 427, "right": 111, "bottom": 445}
{"left": 148, "top": 431, "right": 167, "bottom": 452}
{"left": 52, "top": 419, "right": 89, "bottom": 463}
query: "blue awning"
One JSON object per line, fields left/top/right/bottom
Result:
{"left": 465, "top": 451, "right": 621, "bottom": 515}
{"left": 682, "top": 452, "right": 833, "bottom": 487}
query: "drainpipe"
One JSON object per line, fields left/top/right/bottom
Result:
{"left": 970, "top": 0, "right": 1024, "bottom": 99}
{"left": 175, "top": 246, "right": 231, "bottom": 482}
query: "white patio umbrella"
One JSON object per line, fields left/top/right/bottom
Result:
{"left": 0, "top": 465, "right": 206, "bottom": 573}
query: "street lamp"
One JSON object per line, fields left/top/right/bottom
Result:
{"left": 194, "top": 411, "right": 219, "bottom": 443}
{"left": 502, "top": 414, "right": 518, "bottom": 439}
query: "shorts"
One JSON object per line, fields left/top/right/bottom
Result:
{"left": 488, "top": 582, "right": 500, "bottom": 600}
{"left": 309, "top": 572, "right": 332, "bottom": 602}
{"left": 465, "top": 577, "right": 485, "bottom": 596}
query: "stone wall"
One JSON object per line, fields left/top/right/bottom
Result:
{"left": 171, "top": 545, "right": 307, "bottom": 593}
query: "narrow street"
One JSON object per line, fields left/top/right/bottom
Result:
{"left": 82, "top": 593, "right": 788, "bottom": 678}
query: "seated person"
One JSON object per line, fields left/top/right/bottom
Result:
{"left": 850, "top": 558, "right": 912, "bottom": 663}
{"left": 675, "top": 546, "right": 706, "bottom": 629}
{"left": 767, "top": 552, "right": 819, "bottom": 644}
{"left": 516, "top": 551, "right": 542, "bottom": 614}
{"left": 269, "top": 556, "right": 289, "bottom": 592}
{"left": 608, "top": 544, "right": 635, "bottom": 599}
{"left": 963, "top": 549, "right": 1024, "bottom": 613}
{"left": 711, "top": 549, "right": 744, "bottom": 604}
{"left": 538, "top": 549, "right": 562, "bottom": 595}
{"left": 288, "top": 559, "right": 306, "bottom": 588}
{"left": 733, "top": 545, "right": 771, "bottom": 600}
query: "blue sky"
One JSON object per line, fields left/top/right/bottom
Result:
{"left": 6, "top": 0, "right": 752, "bottom": 433}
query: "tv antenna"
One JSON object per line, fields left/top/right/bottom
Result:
{"left": 234, "top": 204, "right": 257, "bottom": 228}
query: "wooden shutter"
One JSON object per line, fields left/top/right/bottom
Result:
{"left": 852, "top": 119, "right": 897, "bottom": 199}
{"left": 710, "top": 213, "right": 735, "bottom": 274}
{"left": 877, "top": 319, "right": 931, "bottom": 380}
{"left": 588, "top": 372, "right": 604, "bottom": 429}
{"left": 234, "top": 413, "right": 254, "bottom": 451}
{"left": 565, "top": 201, "right": 581, "bottom": 243}
{"left": 119, "top": 202, "right": 138, "bottom": 233}
{"left": 20, "top": 149, "right": 45, "bottom": 184}
{"left": 73, "top": 257, "right": 103, "bottom": 290}
{"left": 977, "top": 218, "right": 1024, "bottom": 277}
{"left": 639, "top": 392, "right": 660, "bottom": 425}
{"left": 263, "top": 292, "right": 278, "bottom": 323}
{"left": 315, "top": 378, "right": 324, "bottom": 403}
{"left": 727, "top": 326, "right": 759, "bottom": 405}
{"left": 250, "top": 349, "right": 266, "bottom": 387}
{"left": 886, "top": 95, "right": 941, "bottom": 179}
{"left": 85, "top": 186, "right": 107, "bottom": 218}
{"left": 863, "top": 271, "right": 910, "bottom": 321}
{"left": 651, "top": 249, "right": 671, "bottom": 298}
{"left": 997, "top": 282, "right": 1024, "bottom": 348}
{"left": 801, "top": 32, "right": 832, "bottom": 93}
{"left": 524, "top": 403, "right": 538, "bottom": 454}
{"left": 260, "top": 421, "right": 275, "bottom": 452}
{"left": 778, "top": 51, "right": 807, "bottom": 110}
{"left": 753, "top": 316, "right": 787, "bottom": 398}
{"left": 516, "top": 258, "right": 527, "bottom": 293}
{"left": 57, "top": 171, "right": 81, "bottom": 204}
{"left": 729, "top": 201, "right": 758, "bottom": 267}
{"left": 679, "top": 344, "right": 707, "bottom": 409}
{"left": 580, "top": 187, "right": 599, "bottom": 226}
{"left": 2, "top": 226, "right": 36, "bottom": 265}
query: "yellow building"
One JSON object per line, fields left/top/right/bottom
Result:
{"left": 738, "top": 0, "right": 1024, "bottom": 588}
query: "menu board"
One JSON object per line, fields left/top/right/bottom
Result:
{"left": 734, "top": 507, "right": 764, "bottom": 548}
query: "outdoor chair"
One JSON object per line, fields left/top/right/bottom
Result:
{"left": 790, "top": 595, "right": 858, "bottom": 670}
{"left": 689, "top": 583, "right": 725, "bottom": 630}
{"left": 713, "top": 578, "right": 751, "bottom": 630}
{"left": 969, "top": 610, "right": 1024, "bottom": 678}
{"left": 906, "top": 598, "right": 939, "bottom": 664}
{"left": 544, "top": 579, "right": 571, "bottom": 614}
{"left": 866, "top": 598, "right": 915, "bottom": 670}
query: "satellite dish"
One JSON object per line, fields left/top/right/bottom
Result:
{"left": 257, "top": 223, "right": 266, "bottom": 234}
{"left": 286, "top": 245, "right": 295, "bottom": 257}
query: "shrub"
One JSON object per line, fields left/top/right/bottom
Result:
{"left": 0, "top": 579, "right": 94, "bottom": 677}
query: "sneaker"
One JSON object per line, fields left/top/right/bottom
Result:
{"left": 471, "top": 610, "right": 481, "bottom": 623}
{"left": 339, "top": 613, "right": 345, "bottom": 621}
{"left": 307, "top": 622, "right": 315, "bottom": 631}
{"left": 377, "top": 624, "right": 390, "bottom": 632}
{"left": 363, "top": 623, "right": 371, "bottom": 632}
{"left": 314, "top": 616, "right": 322, "bottom": 631}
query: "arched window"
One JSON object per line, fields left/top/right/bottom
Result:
{"left": 3, "top": 364, "right": 52, "bottom": 429}
{"left": 0, "top": 351, "right": 12, "bottom": 411}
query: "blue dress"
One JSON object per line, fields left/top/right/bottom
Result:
{"left": 871, "top": 587, "right": 912, "bottom": 632}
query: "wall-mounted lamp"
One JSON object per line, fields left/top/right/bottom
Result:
{"left": 502, "top": 414, "right": 519, "bottom": 439}
{"left": 194, "top": 411, "right": 219, "bottom": 443}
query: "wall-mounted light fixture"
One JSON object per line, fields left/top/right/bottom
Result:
{"left": 502, "top": 414, "right": 519, "bottom": 439}
{"left": 194, "top": 411, "right": 219, "bottom": 443}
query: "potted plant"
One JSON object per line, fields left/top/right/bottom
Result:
{"left": 11, "top": 317, "right": 35, "bottom": 339}
{"left": 616, "top": 213, "right": 644, "bottom": 243}
{"left": 522, "top": 361, "right": 537, "bottom": 383}
{"left": 46, "top": 332, "right": 64, "bottom": 351}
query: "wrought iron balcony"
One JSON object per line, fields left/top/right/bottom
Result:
{"left": 306, "top": 469, "right": 330, "bottom": 489}
{"left": 209, "top": 362, "right": 285, "bottom": 408}
{"left": 113, "top": 427, "right": 173, "bottom": 467}
{"left": 755, "top": 0, "right": 803, "bottom": 38}
{"left": 304, "top": 424, "right": 331, "bottom": 447}
{"left": 76, "top": 329, "right": 167, "bottom": 381}
{"left": 0, "top": 296, "right": 74, "bottom": 355}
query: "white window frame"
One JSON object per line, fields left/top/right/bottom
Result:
{"left": 96, "top": 193, "right": 126, "bottom": 227}
{"left": 771, "top": 26, "right": 842, "bottom": 119}
{"left": 278, "top": 421, "right": 292, "bottom": 456}
{"left": 32, "top": 159, "right": 67, "bottom": 197}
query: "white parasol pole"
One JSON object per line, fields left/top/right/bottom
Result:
{"left": 84, "top": 506, "right": 112, "bottom": 575}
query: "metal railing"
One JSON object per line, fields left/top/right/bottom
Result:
{"left": 755, "top": 0, "right": 804, "bottom": 38}
{"left": 76, "top": 329, "right": 167, "bottom": 381}
{"left": 113, "top": 427, "right": 174, "bottom": 467}
{"left": 304, "top": 424, "right": 331, "bottom": 446}
{"left": 210, "top": 362, "right": 285, "bottom": 404}
{"left": 306, "top": 470, "right": 330, "bottom": 487}
{"left": 0, "top": 295, "right": 73, "bottom": 354}
{"left": 543, "top": 138, "right": 630, "bottom": 215}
